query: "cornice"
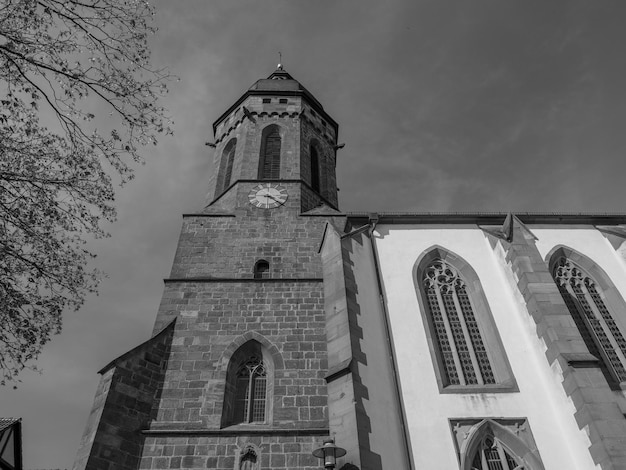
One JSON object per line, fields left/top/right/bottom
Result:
{"left": 164, "top": 277, "right": 323, "bottom": 284}
{"left": 212, "top": 88, "right": 338, "bottom": 136}
{"left": 143, "top": 427, "right": 329, "bottom": 437}
{"left": 345, "top": 212, "right": 626, "bottom": 226}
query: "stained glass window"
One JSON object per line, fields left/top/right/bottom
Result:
{"left": 553, "top": 257, "right": 626, "bottom": 383}
{"left": 422, "top": 259, "right": 495, "bottom": 386}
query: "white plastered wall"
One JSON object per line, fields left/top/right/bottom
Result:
{"left": 373, "top": 224, "right": 599, "bottom": 470}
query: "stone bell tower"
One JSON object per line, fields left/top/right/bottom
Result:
{"left": 206, "top": 65, "right": 339, "bottom": 214}
{"left": 73, "top": 66, "right": 345, "bottom": 470}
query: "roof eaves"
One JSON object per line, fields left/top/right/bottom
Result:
{"left": 345, "top": 212, "right": 626, "bottom": 225}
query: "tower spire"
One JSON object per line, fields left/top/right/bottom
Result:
{"left": 277, "top": 51, "right": 283, "bottom": 70}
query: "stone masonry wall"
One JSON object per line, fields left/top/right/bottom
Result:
{"left": 151, "top": 280, "right": 328, "bottom": 431}
{"left": 171, "top": 195, "right": 342, "bottom": 281}
{"left": 74, "top": 323, "right": 174, "bottom": 470}
{"left": 300, "top": 105, "right": 338, "bottom": 209}
{"left": 140, "top": 435, "right": 323, "bottom": 470}
{"left": 208, "top": 95, "right": 303, "bottom": 204}
{"left": 141, "top": 204, "right": 342, "bottom": 469}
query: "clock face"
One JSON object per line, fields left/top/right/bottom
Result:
{"left": 248, "top": 183, "right": 288, "bottom": 209}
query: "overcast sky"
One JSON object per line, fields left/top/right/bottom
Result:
{"left": 2, "top": 1, "right": 626, "bottom": 468}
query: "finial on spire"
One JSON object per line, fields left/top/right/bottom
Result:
{"left": 277, "top": 51, "right": 283, "bottom": 70}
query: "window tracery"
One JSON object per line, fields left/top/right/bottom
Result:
{"left": 470, "top": 435, "right": 522, "bottom": 470}
{"left": 451, "top": 418, "right": 544, "bottom": 470}
{"left": 221, "top": 339, "right": 273, "bottom": 428}
{"left": 422, "top": 259, "right": 495, "bottom": 386}
{"left": 233, "top": 355, "right": 267, "bottom": 424}
{"left": 552, "top": 256, "right": 626, "bottom": 382}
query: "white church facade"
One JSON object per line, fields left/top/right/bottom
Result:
{"left": 321, "top": 214, "right": 626, "bottom": 469}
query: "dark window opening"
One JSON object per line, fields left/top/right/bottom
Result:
{"left": 258, "top": 126, "right": 281, "bottom": 179}
{"left": 310, "top": 145, "right": 320, "bottom": 193}
{"left": 254, "top": 260, "right": 270, "bottom": 279}
{"left": 240, "top": 450, "right": 258, "bottom": 470}
{"left": 262, "top": 98, "right": 271, "bottom": 103}
{"left": 216, "top": 139, "right": 237, "bottom": 196}
{"left": 279, "top": 98, "right": 288, "bottom": 104}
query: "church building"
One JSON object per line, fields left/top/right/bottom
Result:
{"left": 73, "top": 67, "right": 626, "bottom": 470}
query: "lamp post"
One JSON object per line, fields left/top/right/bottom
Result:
{"left": 312, "top": 438, "right": 347, "bottom": 469}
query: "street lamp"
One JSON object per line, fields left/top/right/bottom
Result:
{"left": 312, "top": 438, "right": 347, "bottom": 469}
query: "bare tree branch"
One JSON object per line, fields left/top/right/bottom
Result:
{"left": 0, "top": 0, "right": 172, "bottom": 385}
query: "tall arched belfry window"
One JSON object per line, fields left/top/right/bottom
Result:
{"left": 258, "top": 125, "right": 281, "bottom": 179}
{"left": 552, "top": 255, "right": 626, "bottom": 383}
{"left": 222, "top": 340, "right": 272, "bottom": 427}
{"left": 310, "top": 143, "right": 321, "bottom": 193}
{"left": 216, "top": 138, "right": 236, "bottom": 195}
{"left": 416, "top": 248, "right": 516, "bottom": 392}
{"left": 422, "top": 259, "right": 495, "bottom": 386}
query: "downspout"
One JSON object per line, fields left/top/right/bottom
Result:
{"left": 362, "top": 214, "right": 415, "bottom": 469}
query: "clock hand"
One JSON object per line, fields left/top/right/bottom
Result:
{"left": 265, "top": 193, "right": 284, "bottom": 204}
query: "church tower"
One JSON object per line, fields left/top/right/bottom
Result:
{"left": 73, "top": 67, "right": 346, "bottom": 470}
{"left": 206, "top": 65, "right": 339, "bottom": 214}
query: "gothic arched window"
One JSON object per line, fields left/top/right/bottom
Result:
{"left": 258, "top": 125, "right": 281, "bottom": 179}
{"left": 552, "top": 255, "right": 626, "bottom": 384}
{"left": 416, "top": 248, "right": 516, "bottom": 392}
{"left": 222, "top": 340, "right": 272, "bottom": 427}
{"left": 453, "top": 418, "right": 544, "bottom": 470}
{"left": 216, "top": 138, "right": 236, "bottom": 195}
{"left": 422, "top": 259, "right": 495, "bottom": 386}
{"left": 310, "top": 143, "right": 321, "bottom": 193}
